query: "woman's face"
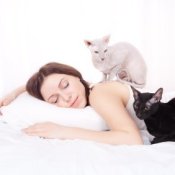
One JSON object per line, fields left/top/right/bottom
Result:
{"left": 40, "top": 73, "right": 87, "bottom": 108}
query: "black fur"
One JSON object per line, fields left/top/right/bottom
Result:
{"left": 131, "top": 86, "right": 175, "bottom": 144}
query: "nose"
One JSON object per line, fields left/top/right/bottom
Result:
{"left": 101, "top": 58, "right": 105, "bottom": 61}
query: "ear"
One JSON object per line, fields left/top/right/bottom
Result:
{"left": 149, "top": 88, "right": 163, "bottom": 104}
{"left": 84, "top": 40, "right": 92, "bottom": 47}
{"left": 102, "top": 35, "right": 110, "bottom": 43}
{"left": 131, "top": 86, "right": 140, "bottom": 100}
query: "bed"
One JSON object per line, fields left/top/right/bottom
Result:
{"left": 1, "top": 91, "right": 175, "bottom": 175}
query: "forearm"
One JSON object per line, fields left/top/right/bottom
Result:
{"left": 23, "top": 122, "right": 143, "bottom": 145}
{"left": 8, "top": 85, "right": 26, "bottom": 101}
{"left": 62, "top": 127, "right": 143, "bottom": 145}
{"left": 14, "top": 85, "right": 26, "bottom": 97}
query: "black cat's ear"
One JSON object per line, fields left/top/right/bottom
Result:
{"left": 149, "top": 88, "right": 163, "bottom": 104}
{"left": 131, "top": 86, "right": 140, "bottom": 100}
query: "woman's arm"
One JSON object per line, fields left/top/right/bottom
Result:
{"left": 23, "top": 82, "right": 143, "bottom": 145}
{"left": 0, "top": 85, "right": 26, "bottom": 107}
{"left": 23, "top": 121, "right": 142, "bottom": 145}
{"left": 88, "top": 83, "right": 143, "bottom": 145}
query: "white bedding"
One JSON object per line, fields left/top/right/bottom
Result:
{"left": 0, "top": 122, "right": 175, "bottom": 175}
{"left": 0, "top": 91, "right": 175, "bottom": 174}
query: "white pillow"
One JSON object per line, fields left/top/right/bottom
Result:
{"left": 0, "top": 93, "right": 108, "bottom": 131}
{"left": 1, "top": 90, "right": 175, "bottom": 131}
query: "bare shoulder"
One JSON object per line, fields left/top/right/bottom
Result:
{"left": 88, "top": 81, "right": 138, "bottom": 132}
{"left": 89, "top": 81, "right": 129, "bottom": 107}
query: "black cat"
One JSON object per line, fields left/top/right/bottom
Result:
{"left": 131, "top": 86, "right": 175, "bottom": 144}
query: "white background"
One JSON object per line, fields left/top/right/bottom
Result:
{"left": 0, "top": 0, "right": 175, "bottom": 96}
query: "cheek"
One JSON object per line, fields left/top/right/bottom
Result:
{"left": 92, "top": 54, "right": 99, "bottom": 60}
{"left": 70, "top": 78, "right": 87, "bottom": 96}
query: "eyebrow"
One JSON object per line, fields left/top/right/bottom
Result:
{"left": 47, "top": 78, "right": 64, "bottom": 102}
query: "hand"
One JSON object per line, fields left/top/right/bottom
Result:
{"left": 0, "top": 92, "right": 16, "bottom": 107}
{"left": 22, "top": 122, "right": 67, "bottom": 139}
{"left": 0, "top": 85, "right": 26, "bottom": 107}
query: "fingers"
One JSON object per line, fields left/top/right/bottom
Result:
{"left": 22, "top": 122, "right": 59, "bottom": 139}
{"left": 0, "top": 94, "right": 16, "bottom": 107}
{"left": 3, "top": 95, "right": 15, "bottom": 106}
{"left": 1, "top": 98, "right": 10, "bottom": 106}
{"left": 23, "top": 124, "right": 42, "bottom": 133}
{"left": 0, "top": 99, "right": 6, "bottom": 107}
{"left": 0, "top": 99, "right": 3, "bottom": 107}
{"left": 22, "top": 123, "right": 48, "bottom": 137}
{"left": 0, "top": 100, "right": 3, "bottom": 115}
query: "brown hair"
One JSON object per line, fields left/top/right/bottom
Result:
{"left": 26, "top": 62, "right": 90, "bottom": 105}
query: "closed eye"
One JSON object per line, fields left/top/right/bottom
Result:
{"left": 104, "top": 49, "right": 107, "bottom": 53}
{"left": 48, "top": 79, "right": 69, "bottom": 104}
{"left": 60, "top": 79, "right": 69, "bottom": 89}
{"left": 53, "top": 99, "right": 58, "bottom": 104}
{"left": 49, "top": 95, "right": 59, "bottom": 104}
{"left": 94, "top": 51, "right": 99, "bottom": 54}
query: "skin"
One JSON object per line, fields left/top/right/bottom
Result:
{"left": 0, "top": 86, "right": 26, "bottom": 106}
{"left": 40, "top": 74, "right": 87, "bottom": 108}
{"left": 0, "top": 74, "right": 143, "bottom": 145}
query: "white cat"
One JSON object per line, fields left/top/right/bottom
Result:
{"left": 84, "top": 35, "right": 147, "bottom": 88}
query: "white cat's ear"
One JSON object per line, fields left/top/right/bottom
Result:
{"left": 149, "top": 88, "right": 163, "bottom": 104}
{"left": 84, "top": 40, "right": 92, "bottom": 47}
{"left": 102, "top": 35, "right": 110, "bottom": 43}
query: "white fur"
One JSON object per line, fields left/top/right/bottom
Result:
{"left": 85, "top": 35, "right": 147, "bottom": 88}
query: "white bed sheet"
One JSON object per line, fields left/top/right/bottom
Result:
{"left": 0, "top": 122, "right": 175, "bottom": 175}
{"left": 1, "top": 91, "right": 175, "bottom": 175}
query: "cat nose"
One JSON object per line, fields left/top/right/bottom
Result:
{"left": 101, "top": 58, "right": 105, "bottom": 61}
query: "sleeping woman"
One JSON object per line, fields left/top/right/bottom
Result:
{"left": 0, "top": 62, "right": 153, "bottom": 145}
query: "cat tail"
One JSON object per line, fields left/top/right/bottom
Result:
{"left": 117, "top": 79, "right": 145, "bottom": 89}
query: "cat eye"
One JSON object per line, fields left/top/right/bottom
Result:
{"left": 104, "top": 49, "right": 107, "bottom": 53}
{"left": 144, "top": 106, "right": 150, "bottom": 111}
{"left": 94, "top": 51, "right": 99, "bottom": 54}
